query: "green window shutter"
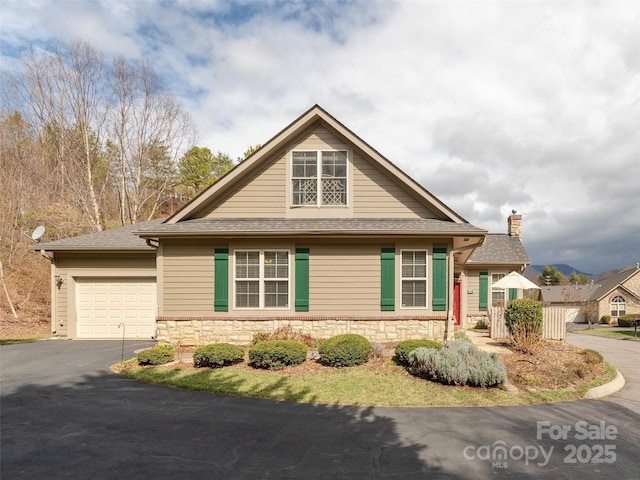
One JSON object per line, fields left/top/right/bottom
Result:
{"left": 479, "top": 271, "right": 489, "bottom": 311}
{"left": 214, "top": 248, "right": 229, "bottom": 312}
{"left": 380, "top": 248, "right": 395, "bottom": 311}
{"left": 432, "top": 248, "right": 447, "bottom": 311}
{"left": 295, "top": 248, "right": 309, "bottom": 312}
{"left": 509, "top": 288, "right": 518, "bottom": 301}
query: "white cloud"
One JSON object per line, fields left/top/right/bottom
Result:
{"left": 2, "top": 0, "right": 638, "bottom": 273}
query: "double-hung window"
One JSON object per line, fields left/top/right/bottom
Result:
{"left": 292, "top": 151, "right": 347, "bottom": 206}
{"left": 491, "top": 273, "right": 506, "bottom": 305}
{"left": 235, "top": 250, "right": 289, "bottom": 309}
{"left": 401, "top": 250, "right": 427, "bottom": 308}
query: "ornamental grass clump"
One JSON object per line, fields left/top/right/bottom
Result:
{"left": 394, "top": 339, "right": 441, "bottom": 366}
{"left": 319, "top": 334, "right": 372, "bottom": 367}
{"left": 503, "top": 299, "right": 543, "bottom": 354}
{"left": 193, "top": 343, "right": 245, "bottom": 368}
{"left": 408, "top": 340, "right": 506, "bottom": 388}
{"left": 137, "top": 344, "right": 175, "bottom": 366}
{"left": 248, "top": 340, "right": 307, "bottom": 371}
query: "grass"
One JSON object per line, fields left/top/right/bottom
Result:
{"left": 573, "top": 328, "right": 640, "bottom": 341}
{"left": 0, "top": 337, "right": 45, "bottom": 345}
{"left": 117, "top": 358, "right": 617, "bottom": 407}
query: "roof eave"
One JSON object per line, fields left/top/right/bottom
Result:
{"left": 135, "top": 230, "right": 486, "bottom": 239}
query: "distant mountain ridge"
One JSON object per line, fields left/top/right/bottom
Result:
{"left": 529, "top": 264, "right": 592, "bottom": 277}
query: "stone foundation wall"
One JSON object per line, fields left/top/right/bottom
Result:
{"left": 156, "top": 316, "right": 447, "bottom": 345}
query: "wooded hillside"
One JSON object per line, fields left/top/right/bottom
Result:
{"left": 0, "top": 40, "right": 201, "bottom": 337}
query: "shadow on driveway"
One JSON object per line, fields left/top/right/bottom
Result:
{"left": 2, "top": 340, "right": 639, "bottom": 479}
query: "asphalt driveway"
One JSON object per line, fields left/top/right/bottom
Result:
{"left": 1, "top": 338, "right": 639, "bottom": 479}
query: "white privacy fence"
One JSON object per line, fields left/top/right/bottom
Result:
{"left": 489, "top": 305, "right": 566, "bottom": 340}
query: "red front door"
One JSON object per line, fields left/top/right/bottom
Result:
{"left": 453, "top": 280, "right": 461, "bottom": 326}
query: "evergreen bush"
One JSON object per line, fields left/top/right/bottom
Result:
{"left": 137, "top": 344, "right": 175, "bottom": 366}
{"left": 394, "top": 339, "right": 441, "bottom": 366}
{"left": 248, "top": 340, "right": 307, "bottom": 370}
{"left": 617, "top": 314, "right": 638, "bottom": 327}
{"left": 408, "top": 340, "right": 506, "bottom": 387}
{"left": 318, "top": 334, "right": 372, "bottom": 367}
{"left": 599, "top": 315, "right": 611, "bottom": 325}
{"left": 193, "top": 343, "right": 245, "bottom": 368}
{"left": 503, "top": 299, "right": 543, "bottom": 354}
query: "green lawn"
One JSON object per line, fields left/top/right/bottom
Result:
{"left": 118, "top": 361, "right": 617, "bottom": 407}
{"left": 573, "top": 328, "right": 640, "bottom": 341}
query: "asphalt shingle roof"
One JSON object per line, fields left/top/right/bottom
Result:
{"left": 466, "top": 234, "right": 530, "bottom": 265}
{"left": 134, "top": 218, "right": 487, "bottom": 237}
{"left": 35, "top": 219, "right": 164, "bottom": 251}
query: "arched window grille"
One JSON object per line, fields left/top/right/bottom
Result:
{"left": 610, "top": 295, "right": 626, "bottom": 317}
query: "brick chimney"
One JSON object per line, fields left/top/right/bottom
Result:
{"left": 508, "top": 210, "right": 522, "bottom": 238}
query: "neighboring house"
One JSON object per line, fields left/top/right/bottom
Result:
{"left": 541, "top": 265, "right": 640, "bottom": 324}
{"left": 35, "top": 105, "right": 530, "bottom": 344}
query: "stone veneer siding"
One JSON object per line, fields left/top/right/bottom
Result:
{"left": 156, "top": 316, "right": 447, "bottom": 345}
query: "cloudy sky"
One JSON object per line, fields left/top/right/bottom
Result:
{"left": 2, "top": 0, "right": 639, "bottom": 274}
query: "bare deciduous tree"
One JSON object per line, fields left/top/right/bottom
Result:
{"left": 108, "top": 57, "right": 196, "bottom": 224}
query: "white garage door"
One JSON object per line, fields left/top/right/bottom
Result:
{"left": 76, "top": 278, "right": 157, "bottom": 339}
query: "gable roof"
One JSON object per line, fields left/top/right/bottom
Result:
{"left": 166, "top": 105, "right": 469, "bottom": 224}
{"left": 590, "top": 266, "right": 640, "bottom": 301}
{"left": 34, "top": 219, "right": 164, "bottom": 252}
{"left": 540, "top": 266, "right": 640, "bottom": 303}
{"left": 540, "top": 285, "right": 596, "bottom": 303}
{"left": 466, "top": 234, "right": 530, "bottom": 266}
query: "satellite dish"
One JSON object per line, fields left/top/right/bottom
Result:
{"left": 32, "top": 226, "right": 45, "bottom": 241}
{"left": 23, "top": 225, "right": 45, "bottom": 243}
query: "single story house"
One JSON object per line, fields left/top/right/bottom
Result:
{"left": 35, "top": 105, "right": 531, "bottom": 344}
{"left": 541, "top": 265, "right": 640, "bottom": 324}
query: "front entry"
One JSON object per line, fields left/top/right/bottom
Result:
{"left": 453, "top": 279, "right": 461, "bottom": 326}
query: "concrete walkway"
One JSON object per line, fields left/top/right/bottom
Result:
{"left": 465, "top": 328, "right": 512, "bottom": 355}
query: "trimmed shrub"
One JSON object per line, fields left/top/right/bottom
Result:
{"left": 319, "top": 334, "right": 372, "bottom": 367}
{"left": 137, "top": 344, "right": 175, "bottom": 366}
{"left": 599, "top": 315, "right": 611, "bottom": 325}
{"left": 617, "top": 314, "right": 639, "bottom": 328}
{"left": 248, "top": 340, "right": 307, "bottom": 370}
{"left": 408, "top": 340, "right": 506, "bottom": 387}
{"left": 193, "top": 343, "right": 245, "bottom": 368}
{"left": 395, "top": 339, "right": 441, "bottom": 366}
{"left": 504, "top": 299, "right": 543, "bottom": 354}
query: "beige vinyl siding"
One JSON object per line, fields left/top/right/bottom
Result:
{"left": 352, "top": 150, "right": 439, "bottom": 219}
{"left": 466, "top": 269, "right": 482, "bottom": 315}
{"left": 309, "top": 243, "right": 381, "bottom": 314}
{"left": 202, "top": 153, "right": 287, "bottom": 218}
{"left": 161, "top": 241, "right": 216, "bottom": 315}
{"left": 200, "top": 122, "right": 440, "bottom": 220}
{"left": 289, "top": 123, "right": 348, "bottom": 151}
{"left": 55, "top": 273, "right": 69, "bottom": 336}
{"left": 55, "top": 253, "right": 155, "bottom": 270}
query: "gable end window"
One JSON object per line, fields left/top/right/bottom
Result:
{"left": 235, "top": 250, "right": 289, "bottom": 309}
{"left": 610, "top": 295, "right": 626, "bottom": 317}
{"left": 292, "top": 151, "right": 347, "bottom": 206}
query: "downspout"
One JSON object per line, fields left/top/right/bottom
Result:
{"left": 446, "top": 238, "right": 486, "bottom": 341}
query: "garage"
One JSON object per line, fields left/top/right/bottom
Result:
{"left": 76, "top": 278, "right": 157, "bottom": 339}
